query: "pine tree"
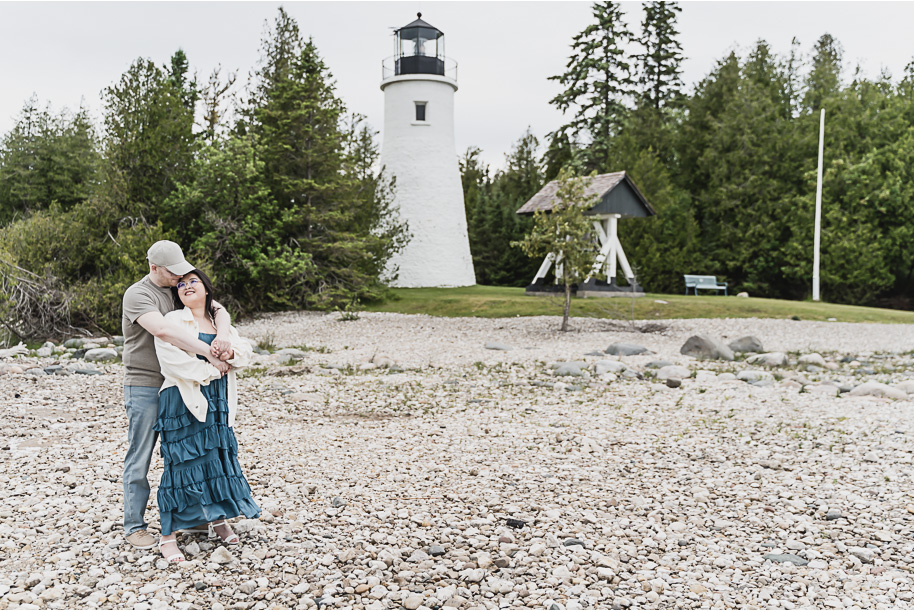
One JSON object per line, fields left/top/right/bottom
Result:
{"left": 804, "top": 34, "right": 843, "bottom": 112}
{"left": 548, "top": 2, "right": 634, "bottom": 169}
{"left": 635, "top": 1, "right": 684, "bottom": 111}
{"left": 102, "top": 55, "right": 196, "bottom": 219}
{"left": 0, "top": 98, "right": 100, "bottom": 224}
{"left": 245, "top": 7, "right": 406, "bottom": 307}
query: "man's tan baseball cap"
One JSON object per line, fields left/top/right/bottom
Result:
{"left": 147, "top": 240, "right": 194, "bottom": 275}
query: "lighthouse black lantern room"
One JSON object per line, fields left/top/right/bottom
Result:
{"left": 394, "top": 13, "right": 445, "bottom": 76}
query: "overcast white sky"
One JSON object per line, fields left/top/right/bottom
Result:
{"left": 1, "top": 1, "right": 913, "bottom": 170}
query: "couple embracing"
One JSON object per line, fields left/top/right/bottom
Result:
{"left": 121, "top": 240, "right": 260, "bottom": 564}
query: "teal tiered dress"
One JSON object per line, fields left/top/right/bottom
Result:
{"left": 155, "top": 332, "right": 260, "bottom": 535}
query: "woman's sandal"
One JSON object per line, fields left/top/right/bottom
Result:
{"left": 209, "top": 520, "right": 239, "bottom": 545}
{"left": 159, "top": 538, "right": 186, "bottom": 564}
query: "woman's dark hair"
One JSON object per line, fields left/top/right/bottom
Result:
{"left": 171, "top": 269, "right": 218, "bottom": 324}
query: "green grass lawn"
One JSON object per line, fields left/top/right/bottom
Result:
{"left": 363, "top": 285, "right": 914, "bottom": 324}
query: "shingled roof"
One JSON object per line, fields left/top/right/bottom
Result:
{"left": 516, "top": 171, "right": 656, "bottom": 218}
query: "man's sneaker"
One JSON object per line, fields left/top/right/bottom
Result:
{"left": 125, "top": 530, "right": 156, "bottom": 549}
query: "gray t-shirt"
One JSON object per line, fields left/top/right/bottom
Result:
{"left": 122, "top": 275, "right": 177, "bottom": 387}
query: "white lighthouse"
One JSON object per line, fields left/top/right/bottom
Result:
{"left": 380, "top": 13, "right": 476, "bottom": 288}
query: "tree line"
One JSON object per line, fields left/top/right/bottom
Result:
{"left": 2, "top": 3, "right": 913, "bottom": 339}
{"left": 462, "top": 1, "right": 914, "bottom": 309}
{"left": 0, "top": 9, "right": 407, "bottom": 337}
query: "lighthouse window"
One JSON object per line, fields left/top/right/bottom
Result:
{"left": 415, "top": 102, "right": 427, "bottom": 122}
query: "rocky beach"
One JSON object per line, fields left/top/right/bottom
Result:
{"left": 1, "top": 312, "right": 913, "bottom": 610}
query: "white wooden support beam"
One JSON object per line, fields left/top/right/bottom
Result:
{"left": 531, "top": 252, "right": 555, "bottom": 285}
{"left": 614, "top": 235, "right": 635, "bottom": 281}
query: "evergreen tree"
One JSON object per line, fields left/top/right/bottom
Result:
{"left": 548, "top": 1, "right": 634, "bottom": 169}
{"left": 803, "top": 33, "right": 843, "bottom": 112}
{"left": 0, "top": 99, "right": 100, "bottom": 223}
{"left": 635, "top": 1, "right": 684, "bottom": 111}
{"left": 102, "top": 55, "right": 196, "bottom": 219}
{"left": 244, "top": 7, "right": 406, "bottom": 307}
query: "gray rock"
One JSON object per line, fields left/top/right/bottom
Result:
{"left": 276, "top": 348, "right": 308, "bottom": 359}
{"left": 36, "top": 346, "right": 53, "bottom": 357}
{"left": 211, "top": 546, "right": 234, "bottom": 565}
{"left": 604, "top": 342, "right": 650, "bottom": 356}
{"left": 84, "top": 348, "right": 118, "bottom": 362}
{"left": 563, "top": 538, "right": 587, "bottom": 548}
{"left": 554, "top": 364, "right": 583, "bottom": 377}
{"left": 429, "top": 545, "right": 445, "bottom": 557}
{"left": 645, "top": 360, "right": 673, "bottom": 369}
{"left": 798, "top": 352, "right": 827, "bottom": 367}
{"left": 484, "top": 342, "right": 512, "bottom": 351}
{"left": 737, "top": 370, "right": 773, "bottom": 384}
{"left": 825, "top": 509, "right": 842, "bottom": 521}
{"left": 621, "top": 369, "right": 642, "bottom": 379}
{"left": 849, "top": 381, "right": 906, "bottom": 400}
{"left": 75, "top": 369, "right": 103, "bottom": 376}
{"left": 656, "top": 365, "right": 690, "bottom": 379}
{"left": 680, "top": 335, "right": 734, "bottom": 361}
{"left": 64, "top": 338, "right": 85, "bottom": 349}
{"left": 26, "top": 368, "right": 47, "bottom": 376}
{"left": 665, "top": 378, "right": 682, "bottom": 389}
{"left": 763, "top": 553, "right": 808, "bottom": 566}
{"left": 594, "top": 360, "right": 627, "bottom": 375}
{"left": 805, "top": 383, "right": 839, "bottom": 397}
{"left": 238, "top": 581, "right": 257, "bottom": 595}
{"left": 746, "top": 352, "right": 788, "bottom": 367}
{"left": 849, "top": 547, "right": 875, "bottom": 563}
{"left": 403, "top": 595, "right": 424, "bottom": 610}
{"left": 728, "top": 336, "right": 764, "bottom": 353}
{"left": 331, "top": 496, "right": 346, "bottom": 508}
{"left": 112, "top": 336, "right": 125, "bottom": 347}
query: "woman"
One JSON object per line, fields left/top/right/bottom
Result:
{"left": 153, "top": 269, "right": 260, "bottom": 564}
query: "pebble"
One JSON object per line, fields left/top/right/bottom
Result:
{"left": 210, "top": 546, "right": 234, "bottom": 565}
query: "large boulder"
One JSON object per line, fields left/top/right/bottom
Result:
{"left": 604, "top": 343, "right": 650, "bottom": 356}
{"left": 728, "top": 336, "right": 764, "bottom": 354}
{"left": 657, "top": 365, "right": 690, "bottom": 379}
{"left": 798, "top": 353, "right": 827, "bottom": 367}
{"left": 84, "top": 348, "right": 119, "bottom": 362}
{"left": 594, "top": 360, "right": 627, "bottom": 375}
{"left": 746, "top": 352, "right": 788, "bottom": 367}
{"left": 848, "top": 382, "right": 907, "bottom": 400}
{"left": 680, "top": 335, "right": 734, "bottom": 361}
{"left": 893, "top": 380, "right": 914, "bottom": 395}
{"left": 737, "top": 370, "right": 773, "bottom": 384}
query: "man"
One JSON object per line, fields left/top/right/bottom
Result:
{"left": 121, "top": 240, "right": 232, "bottom": 549}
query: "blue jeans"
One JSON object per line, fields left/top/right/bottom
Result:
{"left": 123, "top": 385, "right": 160, "bottom": 535}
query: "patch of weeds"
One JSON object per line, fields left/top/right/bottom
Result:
{"left": 239, "top": 366, "right": 269, "bottom": 379}
{"left": 338, "top": 299, "right": 361, "bottom": 321}
{"left": 256, "top": 332, "right": 277, "bottom": 352}
{"left": 293, "top": 344, "right": 331, "bottom": 354}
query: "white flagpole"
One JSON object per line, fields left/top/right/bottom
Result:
{"left": 812, "top": 108, "right": 825, "bottom": 301}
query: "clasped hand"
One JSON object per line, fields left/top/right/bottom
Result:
{"left": 208, "top": 337, "right": 234, "bottom": 376}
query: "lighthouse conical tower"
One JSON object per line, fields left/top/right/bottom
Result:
{"left": 380, "top": 13, "right": 476, "bottom": 288}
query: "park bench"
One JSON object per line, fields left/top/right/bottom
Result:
{"left": 684, "top": 274, "right": 728, "bottom": 296}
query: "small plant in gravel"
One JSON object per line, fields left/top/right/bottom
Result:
{"left": 256, "top": 332, "right": 277, "bottom": 352}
